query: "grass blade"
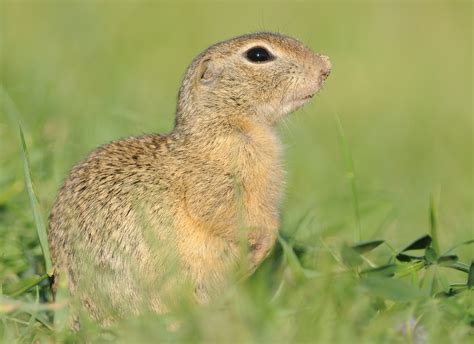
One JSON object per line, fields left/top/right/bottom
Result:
{"left": 1, "top": 85, "right": 53, "bottom": 276}
{"left": 401, "top": 235, "right": 432, "bottom": 252}
{"left": 429, "top": 192, "right": 441, "bottom": 254}
{"left": 19, "top": 126, "right": 53, "bottom": 275}
{"left": 3, "top": 274, "right": 49, "bottom": 298}
{"left": 440, "top": 262, "right": 470, "bottom": 274}
{"left": 335, "top": 114, "right": 361, "bottom": 241}
{"left": 351, "top": 240, "right": 384, "bottom": 254}
{"left": 360, "top": 264, "right": 397, "bottom": 277}
{"left": 395, "top": 253, "right": 424, "bottom": 262}
{"left": 468, "top": 262, "right": 474, "bottom": 288}
{"left": 437, "top": 255, "right": 458, "bottom": 265}
{"left": 277, "top": 234, "right": 306, "bottom": 281}
{"left": 443, "top": 239, "right": 474, "bottom": 255}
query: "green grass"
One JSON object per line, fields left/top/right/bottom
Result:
{"left": 0, "top": 1, "right": 472, "bottom": 343}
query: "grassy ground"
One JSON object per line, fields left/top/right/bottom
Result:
{"left": 0, "top": 1, "right": 472, "bottom": 343}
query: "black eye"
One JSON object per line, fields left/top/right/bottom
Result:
{"left": 245, "top": 46, "right": 274, "bottom": 63}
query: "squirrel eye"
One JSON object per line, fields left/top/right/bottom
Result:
{"left": 245, "top": 46, "right": 274, "bottom": 63}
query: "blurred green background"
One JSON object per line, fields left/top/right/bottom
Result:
{"left": 2, "top": 0, "right": 471, "bottom": 247}
{"left": 0, "top": 0, "right": 472, "bottom": 341}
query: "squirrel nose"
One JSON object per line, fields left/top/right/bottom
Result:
{"left": 318, "top": 54, "right": 332, "bottom": 80}
{"left": 320, "top": 67, "right": 331, "bottom": 80}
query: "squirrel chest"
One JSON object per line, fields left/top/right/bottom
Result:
{"left": 179, "top": 125, "right": 284, "bottom": 240}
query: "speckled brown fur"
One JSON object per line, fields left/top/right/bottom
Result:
{"left": 48, "top": 32, "right": 331, "bottom": 323}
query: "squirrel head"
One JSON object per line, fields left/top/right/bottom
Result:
{"left": 175, "top": 32, "right": 331, "bottom": 131}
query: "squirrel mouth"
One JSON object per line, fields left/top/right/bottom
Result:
{"left": 284, "top": 83, "right": 324, "bottom": 113}
{"left": 297, "top": 90, "right": 317, "bottom": 103}
{"left": 287, "top": 92, "right": 316, "bottom": 111}
{"left": 299, "top": 78, "right": 328, "bottom": 101}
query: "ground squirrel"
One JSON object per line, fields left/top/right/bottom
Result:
{"left": 48, "top": 32, "right": 331, "bottom": 323}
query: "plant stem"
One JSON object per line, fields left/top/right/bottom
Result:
{"left": 335, "top": 114, "right": 362, "bottom": 241}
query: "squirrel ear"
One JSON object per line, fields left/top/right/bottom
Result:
{"left": 198, "top": 58, "right": 220, "bottom": 84}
